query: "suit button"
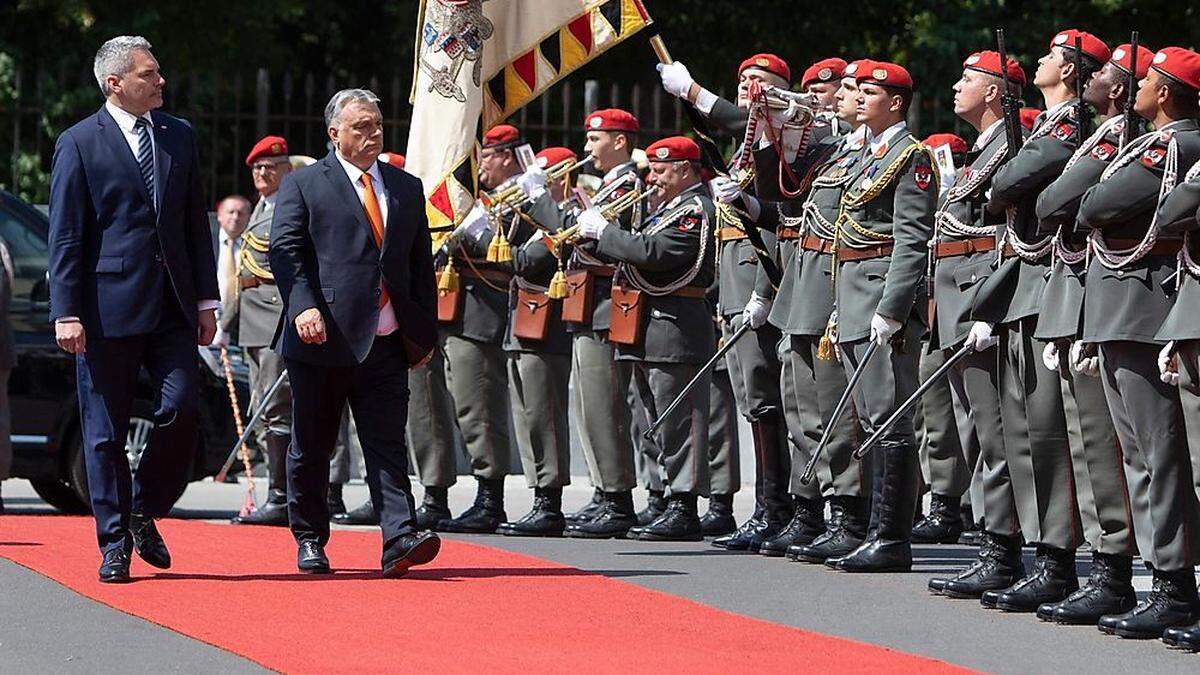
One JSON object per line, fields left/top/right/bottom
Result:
{"left": 374, "top": 288, "right": 382, "bottom": 297}
{"left": 154, "top": 253, "right": 163, "bottom": 263}
{"left": 970, "top": 274, "right": 977, "bottom": 282}
{"left": 1116, "top": 270, "right": 1124, "bottom": 277}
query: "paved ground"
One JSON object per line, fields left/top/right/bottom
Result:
{"left": 3, "top": 477, "right": 1199, "bottom": 673}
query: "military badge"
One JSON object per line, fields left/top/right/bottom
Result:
{"left": 1089, "top": 142, "right": 1116, "bottom": 162}
{"left": 677, "top": 214, "right": 700, "bottom": 232}
{"left": 1142, "top": 146, "right": 1166, "bottom": 168}
{"left": 914, "top": 165, "right": 933, "bottom": 191}
{"left": 1052, "top": 122, "right": 1075, "bottom": 141}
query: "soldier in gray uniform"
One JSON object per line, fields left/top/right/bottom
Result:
{"left": 1077, "top": 46, "right": 1200, "bottom": 639}
{"left": 967, "top": 30, "right": 1111, "bottom": 611}
{"left": 1029, "top": 43, "right": 1151, "bottom": 625}
{"left": 436, "top": 124, "right": 529, "bottom": 533}
{"left": 826, "top": 61, "right": 937, "bottom": 573}
{"left": 1156, "top": 154, "right": 1200, "bottom": 651}
{"left": 575, "top": 136, "right": 717, "bottom": 541}
{"left": 226, "top": 136, "right": 294, "bottom": 527}
{"left": 925, "top": 51, "right": 1027, "bottom": 598}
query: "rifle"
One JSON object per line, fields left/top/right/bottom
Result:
{"left": 1073, "top": 35, "right": 1091, "bottom": 144}
{"left": 995, "top": 29, "right": 1022, "bottom": 161}
{"left": 1121, "top": 31, "right": 1140, "bottom": 150}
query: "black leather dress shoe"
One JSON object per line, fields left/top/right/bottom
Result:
{"left": 1050, "top": 553, "right": 1136, "bottom": 625}
{"left": 333, "top": 500, "right": 380, "bottom": 526}
{"left": 130, "top": 514, "right": 171, "bottom": 569}
{"left": 628, "top": 495, "right": 703, "bottom": 541}
{"left": 995, "top": 546, "right": 1078, "bottom": 612}
{"left": 231, "top": 498, "right": 289, "bottom": 526}
{"left": 382, "top": 532, "right": 441, "bottom": 578}
{"left": 827, "top": 538, "right": 912, "bottom": 573}
{"left": 1107, "top": 571, "right": 1198, "bottom": 639}
{"left": 297, "top": 541, "right": 331, "bottom": 574}
{"left": 98, "top": 546, "right": 132, "bottom": 583}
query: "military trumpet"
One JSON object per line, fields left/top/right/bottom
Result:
{"left": 757, "top": 85, "right": 819, "bottom": 129}
{"left": 486, "top": 155, "right": 595, "bottom": 217}
{"left": 547, "top": 187, "right": 651, "bottom": 249}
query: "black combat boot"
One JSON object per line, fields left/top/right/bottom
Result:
{"left": 1164, "top": 621, "right": 1200, "bottom": 651}
{"left": 715, "top": 412, "right": 792, "bottom": 552}
{"left": 498, "top": 487, "right": 566, "bottom": 537}
{"left": 711, "top": 510, "right": 766, "bottom": 550}
{"left": 566, "top": 488, "right": 605, "bottom": 524}
{"left": 759, "top": 496, "right": 824, "bottom": 557}
{"left": 789, "top": 496, "right": 867, "bottom": 563}
{"left": 327, "top": 482, "right": 347, "bottom": 517}
{"left": 698, "top": 493, "right": 736, "bottom": 535}
{"left": 565, "top": 491, "right": 638, "bottom": 539}
{"left": 638, "top": 490, "right": 669, "bottom": 526}
{"left": 628, "top": 493, "right": 704, "bottom": 541}
{"left": 995, "top": 545, "right": 1079, "bottom": 612}
{"left": 1042, "top": 552, "right": 1136, "bottom": 624}
{"left": 912, "top": 493, "right": 964, "bottom": 544}
{"left": 438, "top": 478, "right": 507, "bottom": 533}
{"left": 413, "top": 487, "right": 451, "bottom": 530}
{"left": 333, "top": 499, "right": 380, "bottom": 525}
{"left": 827, "top": 439, "right": 917, "bottom": 573}
{"left": 929, "top": 541, "right": 989, "bottom": 595}
{"left": 1103, "top": 568, "right": 1199, "bottom": 639}
{"left": 942, "top": 532, "right": 1024, "bottom": 599}
{"left": 231, "top": 432, "right": 290, "bottom": 526}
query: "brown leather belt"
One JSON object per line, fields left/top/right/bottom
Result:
{"left": 800, "top": 234, "right": 835, "bottom": 254}
{"left": 1104, "top": 238, "right": 1183, "bottom": 256}
{"left": 935, "top": 237, "right": 996, "bottom": 259}
{"left": 778, "top": 227, "right": 802, "bottom": 240}
{"left": 1000, "top": 243, "right": 1017, "bottom": 258}
{"left": 238, "top": 276, "right": 274, "bottom": 290}
{"left": 837, "top": 244, "right": 894, "bottom": 262}
{"left": 576, "top": 264, "right": 615, "bottom": 278}
{"left": 671, "top": 286, "right": 708, "bottom": 299}
{"left": 456, "top": 265, "right": 513, "bottom": 284}
{"left": 718, "top": 227, "right": 748, "bottom": 242}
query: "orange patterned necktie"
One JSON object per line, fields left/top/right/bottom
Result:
{"left": 360, "top": 172, "right": 389, "bottom": 309}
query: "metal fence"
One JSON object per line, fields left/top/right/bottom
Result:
{"left": 4, "top": 64, "right": 692, "bottom": 203}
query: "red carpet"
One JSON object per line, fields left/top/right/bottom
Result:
{"left": 1, "top": 515, "right": 973, "bottom": 673}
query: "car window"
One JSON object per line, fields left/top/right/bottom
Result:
{"left": 0, "top": 197, "right": 50, "bottom": 303}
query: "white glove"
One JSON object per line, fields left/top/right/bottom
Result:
{"left": 1159, "top": 341, "right": 1180, "bottom": 386}
{"left": 454, "top": 202, "right": 490, "bottom": 241}
{"left": 517, "top": 165, "right": 547, "bottom": 201}
{"left": 742, "top": 293, "right": 772, "bottom": 330}
{"left": 212, "top": 326, "right": 229, "bottom": 348}
{"left": 869, "top": 313, "right": 902, "bottom": 347}
{"left": 1070, "top": 341, "right": 1100, "bottom": 378}
{"left": 709, "top": 176, "right": 742, "bottom": 204}
{"left": 1041, "top": 341, "right": 1059, "bottom": 372}
{"left": 576, "top": 208, "right": 610, "bottom": 240}
{"left": 656, "top": 61, "right": 695, "bottom": 99}
{"left": 965, "top": 321, "right": 998, "bottom": 352}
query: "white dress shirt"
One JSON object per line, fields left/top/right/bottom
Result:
{"left": 334, "top": 152, "right": 398, "bottom": 336}
{"left": 867, "top": 120, "right": 909, "bottom": 156}
{"left": 974, "top": 118, "right": 1005, "bottom": 151}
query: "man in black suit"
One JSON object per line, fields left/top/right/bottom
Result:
{"left": 270, "top": 88, "right": 440, "bottom": 577}
{"left": 48, "top": 36, "right": 219, "bottom": 582}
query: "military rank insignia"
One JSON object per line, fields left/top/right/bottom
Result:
{"left": 677, "top": 214, "right": 700, "bottom": 232}
{"left": 1052, "top": 122, "right": 1075, "bottom": 141}
{"left": 1090, "top": 142, "right": 1116, "bottom": 162}
{"left": 914, "top": 165, "right": 933, "bottom": 191}
{"left": 1142, "top": 146, "right": 1166, "bottom": 168}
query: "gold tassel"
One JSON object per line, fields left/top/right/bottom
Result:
{"left": 817, "top": 318, "right": 837, "bottom": 361}
{"left": 548, "top": 268, "right": 570, "bottom": 300}
{"left": 487, "top": 229, "right": 512, "bottom": 263}
{"left": 437, "top": 264, "right": 459, "bottom": 295}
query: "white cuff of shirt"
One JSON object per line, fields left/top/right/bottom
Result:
{"left": 695, "top": 88, "right": 719, "bottom": 115}
{"left": 198, "top": 300, "right": 220, "bottom": 312}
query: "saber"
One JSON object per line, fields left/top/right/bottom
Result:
{"left": 214, "top": 370, "right": 287, "bottom": 482}
{"left": 643, "top": 320, "right": 753, "bottom": 441}
{"left": 852, "top": 343, "right": 976, "bottom": 461}
{"left": 799, "top": 340, "right": 878, "bottom": 485}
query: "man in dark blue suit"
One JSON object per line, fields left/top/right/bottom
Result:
{"left": 48, "top": 36, "right": 219, "bottom": 583}
{"left": 270, "top": 88, "right": 440, "bottom": 576}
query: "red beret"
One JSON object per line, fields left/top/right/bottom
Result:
{"left": 584, "top": 108, "right": 640, "bottom": 133}
{"left": 1051, "top": 29, "right": 1111, "bottom": 64}
{"left": 801, "top": 58, "right": 847, "bottom": 88}
{"left": 646, "top": 136, "right": 701, "bottom": 163}
{"left": 483, "top": 124, "right": 522, "bottom": 150}
{"left": 1019, "top": 108, "right": 1041, "bottom": 131}
{"left": 1110, "top": 43, "right": 1154, "bottom": 79}
{"left": 739, "top": 53, "right": 791, "bottom": 83}
{"left": 924, "top": 133, "right": 968, "bottom": 154}
{"left": 855, "top": 61, "right": 913, "bottom": 90}
{"left": 963, "top": 50, "right": 1026, "bottom": 86}
{"left": 379, "top": 152, "right": 405, "bottom": 169}
{"left": 842, "top": 59, "right": 875, "bottom": 80}
{"left": 535, "top": 146, "right": 578, "bottom": 169}
{"left": 1151, "top": 47, "right": 1200, "bottom": 91}
{"left": 245, "top": 135, "right": 288, "bottom": 166}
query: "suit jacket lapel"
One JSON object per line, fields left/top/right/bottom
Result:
{"left": 150, "top": 111, "right": 173, "bottom": 215}
{"left": 379, "top": 165, "right": 406, "bottom": 257}
{"left": 320, "top": 152, "right": 376, "bottom": 244}
{"left": 97, "top": 107, "right": 154, "bottom": 211}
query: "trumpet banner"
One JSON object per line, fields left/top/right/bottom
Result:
{"left": 407, "top": 0, "right": 652, "bottom": 232}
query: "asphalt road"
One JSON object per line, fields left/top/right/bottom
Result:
{"left": 3, "top": 477, "right": 1198, "bottom": 673}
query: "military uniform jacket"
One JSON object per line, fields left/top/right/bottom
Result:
{"left": 834, "top": 126, "right": 937, "bottom": 343}
{"left": 976, "top": 101, "right": 1081, "bottom": 325}
{"left": 503, "top": 191, "right": 570, "bottom": 355}
{"left": 568, "top": 161, "right": 643, "bottom": 332}
{"left": 221, "top": 197, "right": 284, "bottom": 348}
{"left": 1033, "top": 116, "right": 1126, "bottom": 340}
{"left": 1079, "top": 119, "right": 1200, "bottom": 344}
{"left": 931, "top": 122, "right": 1010, "bottom": 350}
{"left": 594, "top": 182, "right": 717, "bottom": 364}
{"left": 760, "top": 130, "right": 862, "bottom": 336}
{"left": 1154, "top": 158, "right": 1200, "bottom": 342}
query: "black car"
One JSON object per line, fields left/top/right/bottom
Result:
{"left": 1, "top": 189, "right": 250, "bottom": 513}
